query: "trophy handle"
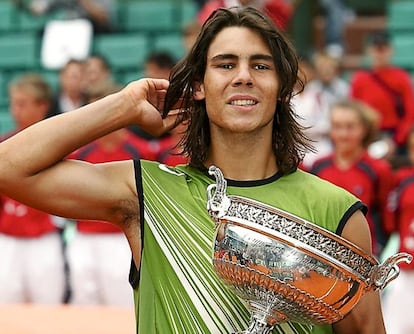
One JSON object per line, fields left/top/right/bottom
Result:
{"left": 370, "top": 252, "right": 413, "bottom": 290}
{"left": 207, "top": 166, "right": 231, "bottom": 219}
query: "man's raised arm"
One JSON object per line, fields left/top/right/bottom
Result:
{"left": 0, "top": 78, "right": 173, "bottom": 225}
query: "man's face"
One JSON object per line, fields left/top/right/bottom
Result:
{"left": 195, "top": 26, "right": 279, "bottom": 135}
{"left": 9, "top": 87, "right": 48, "bottom": 129}
{"left": 315, "top": 56, "right": 337, "bottom": 83}
{"left": 84, "top": 58, "right": 110, "bottom": 86}
{"left": 330, "top": 106, "right": 366, "bottom": 153}
{"left": 367, "top": 44, "right": 393, "bottom": 67}
{"left": 60, "top": 62, "right": 84, "bottom": 95}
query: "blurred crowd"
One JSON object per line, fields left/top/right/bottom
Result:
{"left": 1, "top": 1, "right": 414, "bottom": 333}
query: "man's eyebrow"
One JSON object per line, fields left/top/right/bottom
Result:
{"left": 210, "top": 54, "right": 274, "bottom": 62}
{"left": 210, "top": 54, "right": 238, "bottom": 62}
{"left": 250, "top": 54, "right": 273, "bottom": 62}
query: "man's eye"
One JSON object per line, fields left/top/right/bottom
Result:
{"left": 254, "top": 64, "right": 269, "bottom": 70}
{"left": 219, "top": 64, "right": 234, "bottom": 69}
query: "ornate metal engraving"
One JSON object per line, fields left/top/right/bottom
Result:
{"left": 225, "top": 200, "right": 373, "bottom": 280}
{"left": 207, "top": 166, "right": 412, "bottom": 334}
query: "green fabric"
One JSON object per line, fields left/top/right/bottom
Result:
{"left": 134, "top": 161, "right": 361, "bottom": 334}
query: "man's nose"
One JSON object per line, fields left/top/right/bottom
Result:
{"left": 232, "top": 65, "right": 253, "bottom": 87}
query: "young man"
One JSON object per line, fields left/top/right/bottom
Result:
{"left": 0, "top": 7, "right": 385, "bottom": 334}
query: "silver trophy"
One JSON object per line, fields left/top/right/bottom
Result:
{"left": 206, "top": 166, "right": 412, "bottom": 334}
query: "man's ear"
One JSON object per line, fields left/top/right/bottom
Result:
{"left": 193, "top": 82, "right": 205, "bottom": 100}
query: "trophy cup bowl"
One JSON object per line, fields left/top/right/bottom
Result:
{"left": 206, "top": 166, "right": 412, "bottom": 334}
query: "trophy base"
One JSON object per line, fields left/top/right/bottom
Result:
{"left": 234, "top": 316, "right": 274, "bottom": 334}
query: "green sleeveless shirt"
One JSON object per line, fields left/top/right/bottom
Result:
{"left": 131, "top": 160, "right": 365, "bottom": 334}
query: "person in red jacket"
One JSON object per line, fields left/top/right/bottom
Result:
{"left": 67, "top": 80, "right": 155, "bottom": 306}
{"left": 0, "top": 73, "right": 66, "bottom": 304}
{"left": 383, "top": 127, "right": 414, "bottom": 333}
{"left": 349, "top": 30, "right": 414, "bottom": 159}
{"left": 310, "top": 99, "right": 394, "bottom": 257}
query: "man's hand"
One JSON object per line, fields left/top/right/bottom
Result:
{"left": 123, "top": 78, "right": 183, "bottom": 137}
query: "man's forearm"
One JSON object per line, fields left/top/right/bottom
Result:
{"left": 0, "top": 91, "right": 131, "bottom": 181}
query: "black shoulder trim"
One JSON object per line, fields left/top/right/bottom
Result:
{"left": 356, "top": 160, "right": 378, "bottom": 184}
{"left": 397, "top": 175, "right": 414, "bottom": 196}
{"left": 123, "top": 142, "right": 141, "bottom": 159}
{"left": 310, "top": 158, "right": 332, "bottom": 175}
{"left": 394, "top": 175, "right": 414, "bottom": 208}
{"left": 128, "top": 159, "right": 144, "bottom": 289}
{"left": 336, "top": 201, "right": 368, "bottom": 236}
{"left": 75, "top": 144, "right": 96, "bottom": 160}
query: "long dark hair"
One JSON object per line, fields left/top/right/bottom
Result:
{"left": 163, "top": 7, "right": 312, "bottom": 174}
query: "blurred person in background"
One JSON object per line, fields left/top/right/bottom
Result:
{"left": 82, "top": 53, "right": 113, "bottom": 92}
{"left": 310, "top": 100, "right": 394, "bottom": 257}
{"left": 1, "top": 74, "right": 53, "bottom": 136}
{"left": 48, "top": 59, "right": 86, "bottom": 117}
{"left": 66, "top": 80, "right": 155, "bottom": 306}
{"left": 307, "top": 51, "right": 349, "bottom": 109}
{"left": 349, "top": 30, "right": 414, "bottom": 166}
{"left": 27, "top": 0, "right": 115, "bottom": 34}
{"left": 0, "top": 73, "right": 67, "bottom": 304}
{"left": 383, "top": 126, "right": 414, "bottom": 334}
{"left": 294, "top": 51, "right": 348, "bottom": 169}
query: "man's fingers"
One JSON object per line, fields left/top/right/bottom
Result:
{"left": 146, "top": 78, "right": 170, "bottom": 91}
